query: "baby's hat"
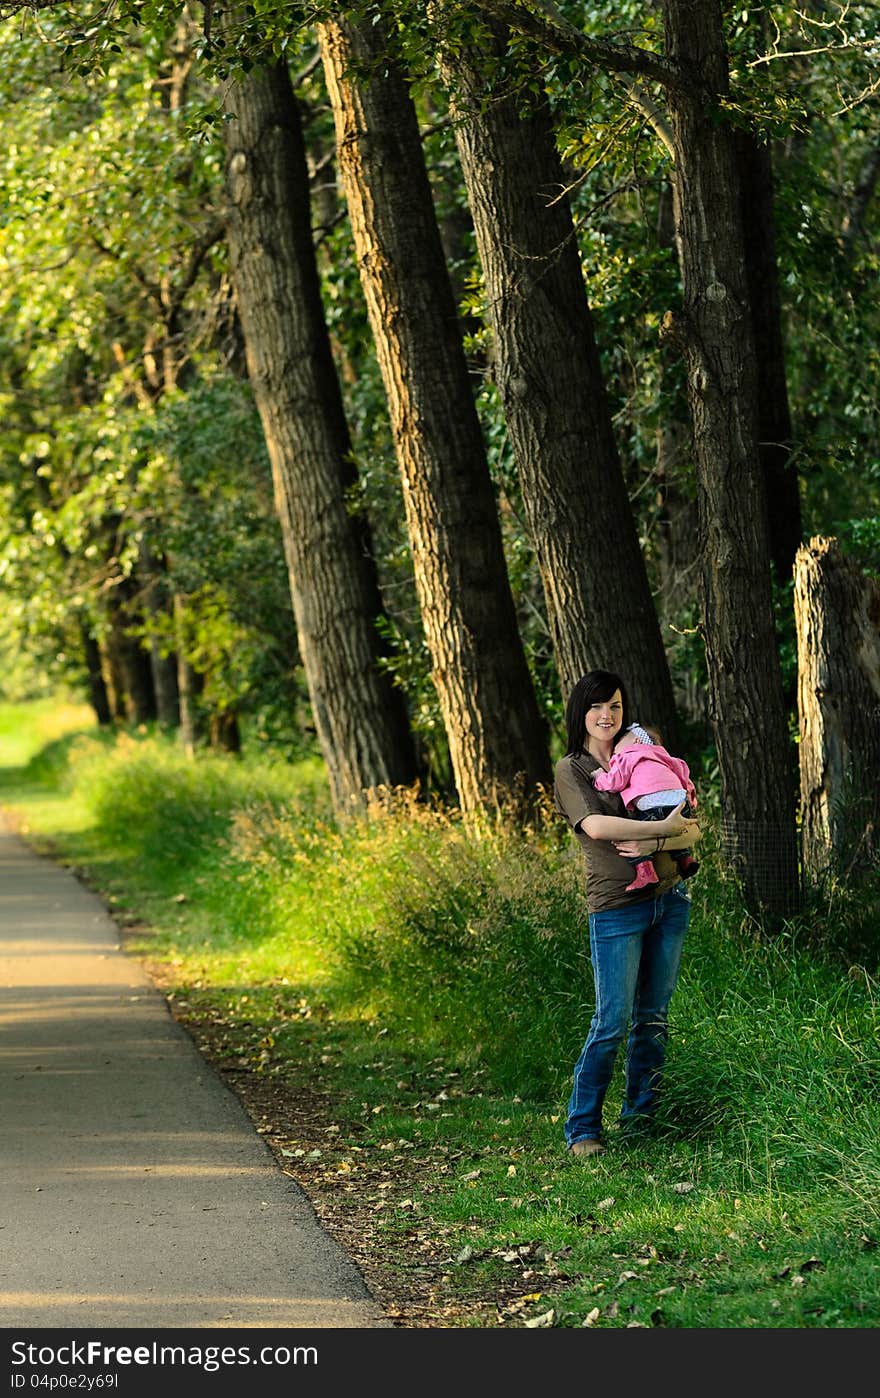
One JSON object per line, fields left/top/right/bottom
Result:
{"left": 627, "top": 722, "right": 655, "bottom": 745}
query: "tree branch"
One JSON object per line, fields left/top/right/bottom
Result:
{"left": 164, "top": 218, "right": 225, "bottom": 318}
{"left": 626, "top": 80, "right": 675, "bottom": 162}
{"left": 456, "top": 0, "right": 689, "bottom": 93}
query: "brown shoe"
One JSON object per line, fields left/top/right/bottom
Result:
{"left": 569, "top": 1138, "right": 605, "bottom": 1157}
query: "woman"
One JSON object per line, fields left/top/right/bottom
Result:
{"left": 554, "top": 670, "right": 702, "bottom": 1157}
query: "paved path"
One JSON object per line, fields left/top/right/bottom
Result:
{"left": 0, "top": 815, "right": 390, "bottom": 1329}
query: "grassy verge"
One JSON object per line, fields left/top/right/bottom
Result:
{"left": 1, "top": 698, "right": 878, "bottom": 1328}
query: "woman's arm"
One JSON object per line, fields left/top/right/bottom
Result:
{"left": 613, "top": 823, "right": 703, "bottom": 858}
{"left": 578, "top": 800, "right": 694, "bottom": 842}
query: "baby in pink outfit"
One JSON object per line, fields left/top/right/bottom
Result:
{"left": 592, "top": 722, "right": 699, "bottom": 892}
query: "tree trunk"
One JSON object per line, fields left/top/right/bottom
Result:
{"left": 175, "top": 592, "right": 206, "bottom": 757}
{"left": 734, "top": 131, "right": 802, "bottom": 586}
{"left": 81, "top": 624, "right": 113, "bottom": 726}
{"left": 223, "top": 58, "right": 419, "bottom": 818}
{"left": 794, "top": 536, "right": 880, "bottom": 883}
{"left": 138, "top": 543, "right": 181, "bottom": 728}
{"left": 439, "top": 21, "right": 679, "bottom": 740}
{"left": 105, "top": 585, "right": 157, "bottom": 724}
{"left": 99, "top": 633, "right": 125, "bottom": 722}
{"left": 319, "top": 16, "right": 551, "bottom": 814}
{"left": 651, "top": 182, "right": 703, "bottom": 725}
{"left": 660, "top": 0, "right": 799, "bottom": 917}
{"left": 210, "top": 709, "right": 242, "bottom": 754}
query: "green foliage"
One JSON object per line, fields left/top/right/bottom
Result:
{"left": 2, "top": 0, "right": 879, "bottom": 778}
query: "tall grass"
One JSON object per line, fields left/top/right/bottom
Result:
{"left": 18, "top": 715, "right": 880, "bottom": 1190}
{"left": 4, "top": 702, "right": 880, "bottom": 1325}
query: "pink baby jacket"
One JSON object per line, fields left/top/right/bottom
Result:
{"left": 592, "top": 743, "right": 697, "bottom": 811}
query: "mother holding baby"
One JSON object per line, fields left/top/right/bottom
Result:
{"left": 554, "top": 669, "right": 703, "bottom": 1157}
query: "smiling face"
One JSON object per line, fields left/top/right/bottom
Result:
{"left": 584, "top": 688, "right": 624, "bottom": 752}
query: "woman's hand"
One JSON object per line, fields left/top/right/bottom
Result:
{"left": 659, "top": 799, "right": 690, "bottom": 836}
{"left": 613, "top": 839, "right": 646, "bottom": 858}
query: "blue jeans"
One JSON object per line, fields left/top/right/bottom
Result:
{"left": 565, "top": 883, "right": 691, "bottom": 1146}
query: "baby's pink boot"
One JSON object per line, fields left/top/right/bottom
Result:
{"left": 625, "top": 860, "right": 660, "bottom": 893}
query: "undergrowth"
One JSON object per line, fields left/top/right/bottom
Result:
{"left": 2, "top": 701, "right": 879, "bottom": 1328}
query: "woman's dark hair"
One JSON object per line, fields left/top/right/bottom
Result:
{"left": 564, "top": 670, "right": 630, "bottom": 756}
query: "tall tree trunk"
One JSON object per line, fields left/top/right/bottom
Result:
{"left": 318, "top": 16, "right": 551, "bottom": 815}
{"left": 138, "top": 543, "right": 181, "bottom": 728}
{"left": 660, "top": 0, "right": 799, "bottom": 916}
{"left": 81, "top": 624, "right": 113, "bottom": 726}
{"left": 734, "top": 132, "right": 802, "bottom": 585}
{"left": 100, "top": 632, "right": 126, "bottom": 722}
{"left": 653, "top": 181, "right": 702, "bottom": 725}
{"left": 106, "top": 584, "right": 157, "bottom": 724}
{"left": 794, "top": 536, "right": 880, "bottom": 883}
{"left": 223, "top": 59, "right": 419, "bottom": 817}
{"left": 174, "top": 593, "right": 206, "bottom": 756}
{"left": 439, "top": 22, "right": 679, "bottom": 741}
{"left": 210, "top": 710, "right": 242, "bottom": 754}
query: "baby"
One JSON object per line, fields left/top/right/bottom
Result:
{"left": 592, "top": 722, "right": 699, "bottom": 892}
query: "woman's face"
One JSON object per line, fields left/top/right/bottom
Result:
{"left": 584, "top": 689, "right": 624, "bottom": 747}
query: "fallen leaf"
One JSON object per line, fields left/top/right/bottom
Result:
{"left": 673, "top": 1181, "right": 695, "bottom": 1194}
{"left": 617, "top": 1270, "right": 639, "bottom": 1285}
{"left": 524, "top": 1309, "right": 555, "bottom": 1328}
{"left": 597, "top": 1196, "right": 615, "bottom": 1210}
{"left": 582, "top": 1308, "right": 601, "bottom": 1327}
{"left": 455, "top": 1246, "right": 474, "bottom": 1264}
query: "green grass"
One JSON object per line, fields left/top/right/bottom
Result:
{"left": 1, "top": 697, "right": 879, "bottom": 1329}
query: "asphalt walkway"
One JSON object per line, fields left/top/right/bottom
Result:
{"left": 0, "top": 814, "right": 390, "bottom": 1329}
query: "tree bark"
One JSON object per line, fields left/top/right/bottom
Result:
{"left": 659, "top": 0, "right": 800, "bottom": 917}
{"left": 223, "top": 58, "right": 419, "bottom": 818}
{"left": 174, "top": 593, "right": 205, "bottom": 755}
{"left": 794, "top": 536, "right": 880, "bottom": 882}
{"left": 81, "top": 624, "right": 113, "bottom": 726}
{"left": 210, "top": 709, "right": 242, "bottom": 754}
{"left": 106, "top": 582, "right": 157, "bottom": 725}
{"left": 318, "top": 15, "right": 551, "bottom": 815}
{"left": 99, "top": 633, "right": 126, "bottom": 722}
{"left": 734, "top": 132, "right": 802, "bottom": 585}
{"left": 138, "top": 542, "right": 181, "bottom": 728}
{"left": 438, "top": 21, "right": 679, "bottom": 740}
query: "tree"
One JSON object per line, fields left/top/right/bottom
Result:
{"left": 461, "top": 0, "right": 800, "bottom": 914}
{"left": 222, "top": 54, "right": 419, "bottom": 814}
{"left": 0, "top": 16, "right": 304, "bottom": 751}
{"left": 794, "top": 535, "right": 880, "bottom": 883}
{"left": 318, "top": 12, "right": 552, "bottom": 815}
{"left": 435, "top": 13, "right": 679, "bottom": 738}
